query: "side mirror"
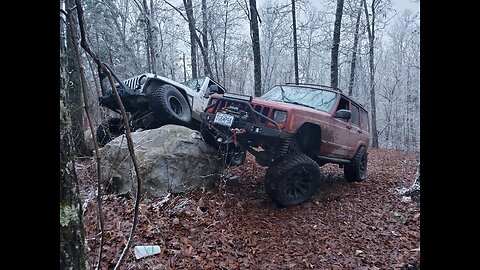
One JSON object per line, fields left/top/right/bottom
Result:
{"left": 333, "top": 109, "right": 351, "bottom": 120}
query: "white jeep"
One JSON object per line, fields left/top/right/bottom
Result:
{"left": 96, "top": 65, "right": 226, "bottom": 146}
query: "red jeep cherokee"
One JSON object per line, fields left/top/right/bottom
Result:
{"left": 200, "top": 83, "right": 371, "bottom": 206}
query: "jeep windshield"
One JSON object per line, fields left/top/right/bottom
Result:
{"left": 261, "top": 85, "right": 338, "bottom": 113}
{"left": 182, "top": 77, "right": 206, "bottom": 92}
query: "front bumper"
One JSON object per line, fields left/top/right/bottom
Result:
{"left": 200, "top": 95, "right": 290, "bottom": 147}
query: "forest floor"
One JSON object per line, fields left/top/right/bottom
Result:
{"left": 77, "top": 148, "right": 420, "bottom": 270}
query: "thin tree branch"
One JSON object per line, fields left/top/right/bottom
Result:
{"left": 74, "top": 0, "right": 144, "bottom": 269}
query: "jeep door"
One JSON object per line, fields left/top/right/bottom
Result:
{"left": 326, "top": 97, "right": 357, "bottom": 158}
{"left": 192, "top": 78, "right": 209, "bottom": 120}
{"left": 346, "top": 103, "right": 366, "bottom": 158}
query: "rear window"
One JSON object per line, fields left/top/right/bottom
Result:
{"left": 360, "top": 109, "right": 369, "bottom": 131}
{"left": 351, "top": 104, "right": 360, "bottom": 127}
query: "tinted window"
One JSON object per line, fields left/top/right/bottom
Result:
{"left": 351, "top": 104, "right": 360, "bottom": 127}
{"left": 360, "top": 109, "right": 369, "bottom": 131}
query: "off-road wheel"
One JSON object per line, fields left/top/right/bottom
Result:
{"left": 150, "top": 84, "right": 192, "bottom": 126}
{"left": 96, "top": 117, "right": 125, "bottom": 147}
{"left": 264, "top": 153, "right": 321, "bottom": 207}
{"left": 344, "top": 146, "right": 367, "bottom": 182}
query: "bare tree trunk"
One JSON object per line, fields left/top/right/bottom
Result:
{"left": 406, "top": 69, "right": 411, "bottom": 151}
{"left": 184, "top": 0, "right": 198, "bottom": 78}
{"left": 158, "top": 21, "right": 167, "bottom": 76}
{"left": 60, "top": 0, "right": 67, "bottom": 49}
{"left": 291, "top": 0, "right": 299, "bottom": 84}
{"left": 66, "top": 0, "right": 88, "bottom": 156}
{"left": 209, "top": 27, "right": 220, "bottom": 80}
{"left": 305, "top": 27, "right": 313, "bottom": 82}
{"left": 330, "top": 0, "right": 344, "bottom": 89}
{"left": 150, "top": 0, "right": 158, "bottom": 72}
{"left": 202, "top": 0, "right": 209, "bottom": 76}
{"left": 142, "top": 0, "right": 157, "bottom": 73}
{"left": 222, "top": 0, "right": 229, "bottom": 86}
{"left": 183, "top": 52, "right": 187, "bottom": 81}
{"left": 68, "top": 7, "right": 108, "bottom": 267}
{"left": 348, "top": 1, "right": 362, "bottom": 96}
{"left": 249, "top": 0, "right": 262, "bottom": 97}
{"left": 60, "top": 30, "right": 87, "bottom": 270}
{"left": 363, "top": 0, "right": 379, "bottom": 148}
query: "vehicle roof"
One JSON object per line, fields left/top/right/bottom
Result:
{"left": 280, "top": 83, "right": 368, "bottom": 112}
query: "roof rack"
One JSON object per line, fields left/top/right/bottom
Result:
{"left": 285, "top": 82, "right": 343, "bottom": 93}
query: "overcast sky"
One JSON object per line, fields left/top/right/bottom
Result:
{"left": 392, "top": 0, "right": 420, "bottom": 14}
{"left": 257, "top": 0, "right": 420, "bottom": 16}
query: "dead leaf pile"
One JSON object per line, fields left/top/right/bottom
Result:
{"left": 78, "top": 148, "right": 420, "bottom": 269}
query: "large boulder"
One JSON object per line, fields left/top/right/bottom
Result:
{"left": 99, "top": 125, "right": 223, "bottom": 198}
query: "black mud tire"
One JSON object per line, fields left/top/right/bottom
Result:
{"left": 96, "top": 117, "right": 124, "bottom": 147}
{"left": 200, "top": 121, "right": 219, "bottom": 148}
{"left": 264, "top": 153, "right": 321, "bottom": 207}
{"left": 150, "top": 84, "right": 192, "bottom": 126}
{"left": 344, "top": 146, "right": 367, "bottom": 182}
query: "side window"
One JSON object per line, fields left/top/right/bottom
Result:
{"left": 208, "top": 82, "right": 224, "bottom": 94}
{"left": 351, "top": 104, "right": 360, "bottom": 127}
{"left": 336, "top": 98, "right": 349, "bottom": 111}
{"left": 335, "top": 97, "right": 350, "bottom": 122}
{"left": 360, "top": 110, "right": 369, "bottom": 131}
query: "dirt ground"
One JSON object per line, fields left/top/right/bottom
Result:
{"left": 77, "top": 148, "right": 420, "bottom": 269}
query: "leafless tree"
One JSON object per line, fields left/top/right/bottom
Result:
{"left": 202, "top": 0, "right": 209, "bottom": 76}
{"left": 331, "top": 0, "right": 344, "bottom": 89}
{"left": 291, "top": 0, "right": 299, "bottom": 84}
{"left": 60, "top": 15, "right": 88, "bottom": 268}
{"left": 183, "top": 0, "right": 198, "bottom": 78}
{"left": 249, "top": 0, "right": 262, "bottom": 96}
{"left": 348, "top": 0, "right": 362, "bottom": 96}
{"left": 362, "top": 0, "right": 380, "bottom": 147}
{"left": 65, "top": 0, "right": 88, "bottom": 156}
{"left": 135, "top": 0, "right": 158, "bottom": 73}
